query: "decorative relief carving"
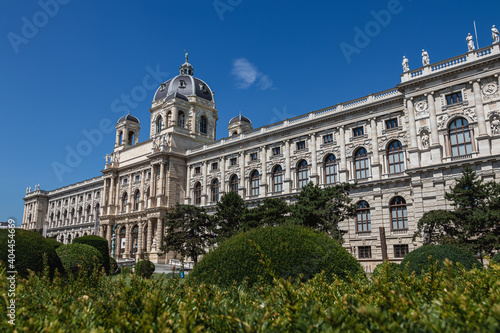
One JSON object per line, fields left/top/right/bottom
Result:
{"left": 415, "top": 100, "right": 429, "bottom": 119}
{"left": 488, "top": 110, "right": 500, "bottom": 135}
{"left": 463, "top": 107, "right": 477, "bottom": 122}
{"left": 437, "top": 114, "right": 449, "bottom": 129}
{"left": 418, "top": 126, "right": 430, "bottom": 148}
{"left": 482, "top": 82, "right": 498, "bottom": 96}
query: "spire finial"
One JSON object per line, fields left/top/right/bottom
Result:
{"left": 184, "top": 49, "right": 188, "bottom": 63}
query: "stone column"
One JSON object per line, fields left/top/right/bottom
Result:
{"left": 220, "top": 157, "right": 226, "bottom": 194}
{"left": 108, "top": 177, "right": 115, "bottom": 215}
{"left": 156, "top": 218, "right": 164, "bottom": 254}
{"left": 472, "top": 80, "right": 490, "bottom": 156}
{"left": 427, "top": 92, "right": 442, "bottom": 161}
{"left": 146, "top": 219, "right": 153, "bottom": 253}
{"left": 240, "top": 152, "right": 246, "bottom": 197}
{"left": 106, "top": 224, "right": 112, "bottom": 248}
{"left": 172, "top": 105, "right": 178, "bottom": 126}
{"left": 339, "top": 126, "right": 348, "bottom": 181}
{"left": 102, "top": 178, "right": 108, "bottom": 211}
{"left": 284, "top": 140, "right": 291, "bottom": 192}
{"left": 114, "top": 177, "right": 120, "bottom": 212}
{"left": 127, "top": 176, "right": 133, "bottom": 213}
{"left": 310, "top": 133, "right": 318, "bottom": 183}
{"left": 159, "top": 163, "right": 165, "bottom": 196}
{"left": 138, "top": 223, "right": 144, "bottom": 258}
{"left": 202, "top": 161, "right": 208, "bottom": 205}
{"left": 260, "top": 145, "right": 267, "bottom": 197}
{"left": 124, "top": 224, "right": 131, "bottom": 257}
{"left": 140, "top": 170, "right": 145, "bottom": 211}
{"left": 370, "top": 118, "right": 380, "bottom": 179}
{"left": 406, "top": 98, "right": 420, "bottom": 168}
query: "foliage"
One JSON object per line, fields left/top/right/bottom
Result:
{"left": 243, "top": 197, "right": 290, "bottom": 230}
{"left": 213, "top": 191, "right": 248, "bottom": 243}
{"left": 289, "top": 182, "right": 357, "bottom": 241}
{"left": 414, "top": 167, "right": 500, "bottom": 257}
{"left": 45, "top": 237, "right": 64, "bottom": 250}
{"left": 400, "top": 244, "right": 481, "bottom": 275}
{"left": 161, "top": 204, "right": 212, "bottom": 264}
{"left": 189, "top": 224, "right": 363, "bottom": 287}
{"left": 73, "top": 235, "right": 111, "bottom": 274}
{"left": 372, "top": 261, "right": 400, "bottom": 281}
{"left": 135, "top": 259, "right": 155, "bottom": 279}
{"left": 109, "top": 257, "right": 118, "bottom": 274}
{"left": 1, "top": 258, "right": 500, "bottom": 332}
{"left": 491, "top": 252, "right": 500, "bottom": 263}
{"left": 56, "top": 243, "right": 105, "bottom": 276}
{"left": 0, "top": 229, "right": 64, "bottom": 278}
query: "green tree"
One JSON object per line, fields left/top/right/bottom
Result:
{"left": 161, "top": 204, "right": 212, "bottom": 264}
{"left": 243, "top": 197, "right": 290, "bottom": 230}
{"left": 289, "top": 182, "right": 357, "bottom": 241}
{"left": 413, "top": 167, "right": 500, "bottom": 259}
{"left": 213, "top": 191, "right": 248, "bottom": 243}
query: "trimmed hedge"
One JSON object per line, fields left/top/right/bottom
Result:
{"left": 189, "top": 224, "right": 363, "bottom": 287}
{"left": 135, "top": 259, "right": 155, "bottom": 278}
{"left": 372, "top": 261, "right": 400, "bottom": 281}
{"left": 0, "top": 229, "right": 64, "bottom": 278}
{"left": 73, "top": 235, "right": 110, "bottom": 274}
{"left": 45, "top": 237, "right": 63, "bottom": 250}
{"left": 400, "top": 244, "right": 481, "bottom": 275}
{"left": 492, "top": 252, "right": 500, "bottom": 263}
{"left": 56, "top": 243, "right": 104, "bottom": 275}
{"left": 110, "top": 257, "right": 118, "bottom": 274}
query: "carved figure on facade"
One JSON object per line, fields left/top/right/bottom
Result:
{"left": 491, "top": 117, "right": 500, "bottom": 135}
{"left": 466, "top": 33, "right": 475, "bottom": 51}
{"left": 482, "top": 82, "right": 498, "bottom": 101}
{"left": 463, "top": 108, "right": 477, "bottom": 122}
{"left": 402, "top": 56, "right": 409, "bottom": 72}
{"left": 492, "top": 25, "right": 499, "bottom": 44}
{"left": 421, "top": 49, "right": 430, "bottom": 66}
{"left": 105, "top": 154, "right": 110, "bottom": 165}
{"left": 415, "top": 100, "right": 429, "bottom": 118}
{"left": 437, "top": 115, "right": 449, "bottom": 129}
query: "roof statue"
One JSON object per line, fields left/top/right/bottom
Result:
{"left": 492, "top": 25, "right": 499, "bottom": 44}
{"left": 402, "top": 56, "right": 409, "bottom": 72}
{"left": 467, "top": 33, "right": 475, "bottom": 51}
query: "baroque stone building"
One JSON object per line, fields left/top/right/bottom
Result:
{"left": 23, "top": 38, "right": 500, "bottom": 272}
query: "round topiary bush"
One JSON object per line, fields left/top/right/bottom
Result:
{"left": 109, "top": 257, "right": 118, "bottom": 274}
{"left": 372, "top": 261, "right": 400, "bottom": 281}
{"left": 189, "top": 224, "right": 363, "bottom": 287}
{"left": 45, "top": 237, "right": 63, "bottom": 250}
{"left": 492, "top": 252, "right": 500, "bottom": 263}
{"left": 56, "top": 243, "right": 104, "bottom": 276}
{"left": 72, "top": 235, "right": 110, "bottom": 274}
{"left": 400, "top": 244, "right": 481, "bottom": 275}
{"left": 135, "top": 260, "right": 155, "bottom": 278}
{"left": 0, "top": 229, "right": 65, "bottom": 278}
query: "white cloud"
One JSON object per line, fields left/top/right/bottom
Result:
{"left": 231, "top": 58, "right": 274, "bottom": 90}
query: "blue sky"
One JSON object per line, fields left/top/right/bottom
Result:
{"left": 1, "top": 0, "right": 499, "bottom": 225}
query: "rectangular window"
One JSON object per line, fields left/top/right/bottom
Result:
{"left": 296, "top": 141, "right": 306, "bottom": 150}
{"left": 446, "top": 92, "right": 463, "bottom": 105}
{"left": 353, "top": 126, "right": 364, "bottom": 137}
{"left": 394, "top": 244, "right": 409, "bottom": 258}
{"left": 359, "top": 246, "right": 372, "bottom": 259}
{"left": 385, "top": 118, "right": 398, "bottom": 129}
{"left": 194, "top": 167, "right": 201, "bottom": 174}
{"left": 230, "top": 158, "right": 237, "bottom": 166}
{"left": 212, "top": 162, "right": 218, "bottom": 170}
{"left": 250, "top": 152, "right": 258, "bottom": 161}
{"left": 272, "top": 147, "right": 281, "bottom": 156}
{"left": 323, "top": 134, "right": 333, "bottom": 144}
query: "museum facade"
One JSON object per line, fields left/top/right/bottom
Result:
{"left": 22, "top": 39, "right": 500, "bottom": 272}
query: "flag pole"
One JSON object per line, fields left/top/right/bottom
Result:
{"left": 474, "top": 20, "right": 479, "bottom": 49}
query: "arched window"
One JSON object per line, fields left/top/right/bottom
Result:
{"left": 166, "top": 111, "right": 172, "bottom": 126}
{"left": 232, "top": 131, "right": 238, "bottom": 137}
{"left": 67, "top": 234, "right": 72, "bottom": 244}
{"left": 390, "top": 196, "right": 408, "bottom": 230}
{"left": 178, "top": 111, "right": 185, "bottom": 128}
{"left": 387, "top": 140, "right": 405, "bottom": 174}
{"left": 297, "top": 160, "right": 309, "bottom": 189}
{"left": 200, "top": 115, "right": 208, "bottom": 135}
{"left": 230, "top": 174, "right": 238, "bottom": 193}
{"left": 354, "top": 148, "right": 369, "bottom": 179}
{"left": 144, "top": 188, "right": 150, "bottom": 208}
{"left": 356, "top": 201, "right": 371, "bottom": 232}
{"left": 128, "top": 131, "right": 135, "bottom": 146}
{"left": 86, "top": 205, "right": 91, "bottom": 221}
{"left": 122, "top": 192, "right": 128, "bottom": 212}
{"left": 272, "top": 165, "right": 283, "bottom": 193}
{"left": 119, "top": 131, "right": 123, "bottom": 145}
{"left": 250, "top": 170, "right": 259, "bottom": 196}
{"left": 155, "top": 117, "right": 162, "bottom": 134}
{"left": 324, "top": 154, "right": 337, "bottom": 184}
{"left": 211, "top": 179, "right": 219, "bottom": 202}
{"left": 131, "top": 225, "right": 139, "bottom": 254}
{"left": 78, "top": 207, "right": 83, "bottom": 221}
{"left": 194, "top": 182, "right": 202, "bottom": 205}
{"left": 95, "top": 203, "right": 100, "bottom": 217}
{"left": 449, "top": 118, "right": 473, "bottom": 157}
{"left": 133, "top": 190, "right": 140, "bottom": 210}
{"left": 119, "top": 227, "right": 126, "bottom": 254}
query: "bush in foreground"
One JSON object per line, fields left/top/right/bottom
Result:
{"left": 109, "top": 257, "right": 118, "bottom": 274}
{"left": 56, "top": 243, "right": 104, "bottom": 276}
{"left": 135, "top": 260, "right": 155, "bottom": 278}
{"left": 73, "top": 235, "right": 110, "bottom": 274}
{"left": 189, "top": 224, "right": 363, "bottom": 286}
{"left": 0, "top": 229, "right": 64, "bottom": 278}
{"left": 45, "top": 237, "right": 63, "bottom": 250}
{"left": 492, "top": 252, "right": 500, "bottom": 263}
{"left": 372, "top": 261, "right": 400, "bottom": 281}
{"left": 400, "top": 244, "right": 481, "bottom": 275}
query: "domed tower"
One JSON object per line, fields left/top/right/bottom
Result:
{"left": 114, "top": 113, "right": 140, "bottom": 151}
{"left": 150, "top": 52, "right": 218, "bottom": 148}
{"left": 228, "top": 114, "right": 253, "bottom": 136}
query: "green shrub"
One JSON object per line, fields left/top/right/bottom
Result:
{"left": 135, "top": 260, "right": 155, "bottom": 278}
{"left": 189, "top": 224, "right": 363, "bottom": 287}
{"left": 492, "top": 252, "right": 500, "bottom": 263}
{"left": 73, "top": 235, "right": 110, "bottom": 274}
{"left": 45, "top": 237, "right": 63, "bottom": 250}
{"left": 121, "top": 266, "right": 132, "bottom": 275}
{"left": 56, "top": 243, "right": 104, "bottom": 276}
{"left": 400, "top": 244, "right": 481, "bottom": 275}
{"left": 0, "top": 229, "right": 64, "bottom": 278}
{"left": 109, "top": 257, "right": 118, "bottom": 274}
{"left": 372, "top": 261, "right": 400, "bottom": 281}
